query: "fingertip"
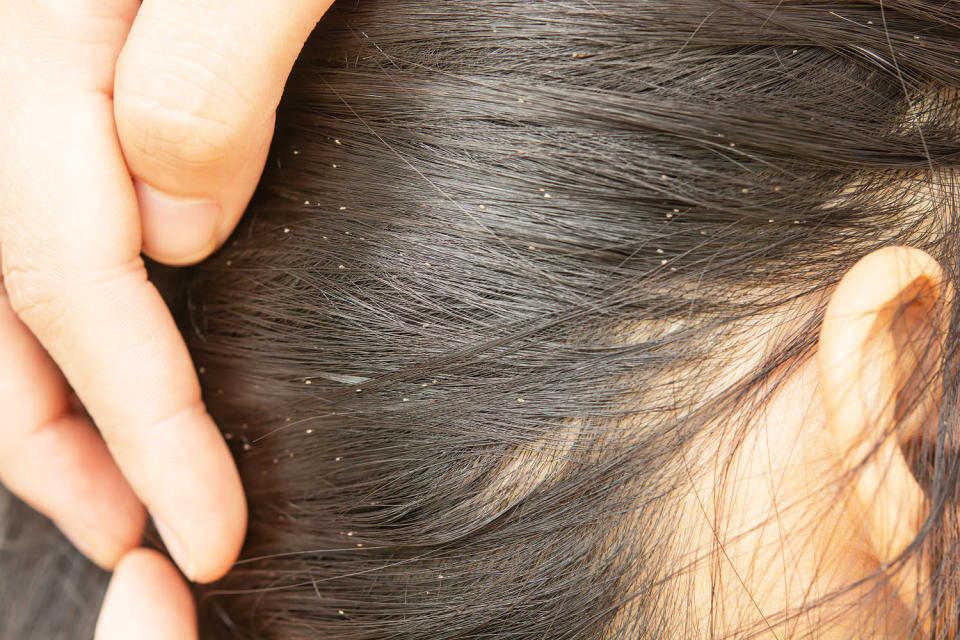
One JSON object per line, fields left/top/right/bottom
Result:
{"left": 156, "top": 496, "right": 245, "bottom": 585}
{"left": 121, "top": 97, "right": 275, "bottom": 266}
{"left": 0, "top": 411, "right": 148, "bottom": 571}
{"left": 95, "top": 548, "right": 198, "bottom": 640}
{"left": 136, "top": 180, "right": 221, "bottom": 266}
{"left": 146, "top": 409, "right": 247, "bottom": 584}
{"left": 188, "top": 460, "right": 248, "bottom": 585}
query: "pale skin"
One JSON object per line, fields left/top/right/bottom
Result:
{"left": 0, "top": 0, "right": 333, "bottom": 637}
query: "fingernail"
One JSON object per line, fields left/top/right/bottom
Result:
{"left": 154, "top": 518, "right": 196, "bottom": 582}
{"left": 135, "top": 180, "right": 221, "bottom": 265}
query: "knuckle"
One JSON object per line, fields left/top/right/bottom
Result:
{"left": 115, "top": 53, "right": 257, "bottom": 171}
{"left": 3, "top": 263, "right": 61, "bottom": 323}
{"left": 116, "top": 91, "right": 237, "bottom": 170}
{"left": 3, "top": 258, "right": 144, "bottom": 331}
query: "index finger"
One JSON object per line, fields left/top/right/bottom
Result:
{"left": 0, "top": 18, "right": 245, "bottom": 583}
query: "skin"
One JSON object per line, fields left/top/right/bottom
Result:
{"left": 95, "top": 549, "right": 198, "bottom": 640}
{"left": 0, "top": 0, "right": 332, "bottom": 633}
{"left": 674, "top": 247, "right": 943, "bottom": 637}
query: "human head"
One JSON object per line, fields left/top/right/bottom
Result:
{"left": 167, "top": 2, "right": 960, "bottom": 637}
{"left": 8, "top": 1, "right": 960, "bottom": 638}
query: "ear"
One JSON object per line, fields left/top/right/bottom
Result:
{"left": 819, "top": 246, "right": 949, "bottom": 601}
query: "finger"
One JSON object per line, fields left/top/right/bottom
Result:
{"left": 0, "top": 0, "right": 147, "bottom": 569}
{"left": 0, "top": 11, "right": 246, "bottom": 583}
{"left": 115, "top": 0, "right": 336, "bottom": 265}
{"left": 0, "top": 278, "right": 145, "bottom": 569}
{"left": 95, "top": 548, "right": 198, "bottom": 640}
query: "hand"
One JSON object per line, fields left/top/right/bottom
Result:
{"left": 115, "top": 0, "right": 334, "bottom": 265}
{"left": 0, "top": 0, "right": 332, "bottom": 600}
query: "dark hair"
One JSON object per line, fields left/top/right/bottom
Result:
{"left": 4, "top": 1, "right": 960, "bottom": 638}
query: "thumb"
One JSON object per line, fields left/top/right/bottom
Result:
{"left": 95, "top": 549, "right": 198, "bottom": 640}
{"left": 115, "top": 0, "right": 335, "bottom": 265}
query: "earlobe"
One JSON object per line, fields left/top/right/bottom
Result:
{"left": 818, "top": 246, "right": 949, "bottom": 614}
